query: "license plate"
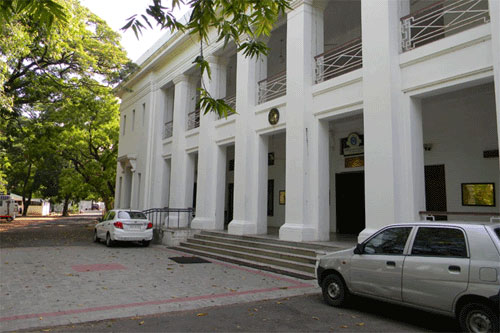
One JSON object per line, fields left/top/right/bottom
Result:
{"left": 128, "top": 225, "right": 141, "bottom": 230}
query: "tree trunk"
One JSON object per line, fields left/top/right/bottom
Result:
{"left": 62, "top": 195, "right": 71, "bottom": 217}
{"left": 21, "top": 163, "right": 33, "bottom": 217}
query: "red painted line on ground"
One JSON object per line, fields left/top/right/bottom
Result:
{"left": 71, "top": 263, "right": 127, "bottom": 272}
{"left": 0, "top": 285, "right": 310, "bottom": 322}
{"left": 165, "top": 248, "right": 313, "bottom": 287}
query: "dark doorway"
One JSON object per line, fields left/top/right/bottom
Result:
{"left": 225, "top": 183, "right": 234, "bottom": 227}
{"left": 335, "top": 172, "right": 365, "bottom": 234}
{"left": 424, "top": 165, "right": 447, "bottom": 220}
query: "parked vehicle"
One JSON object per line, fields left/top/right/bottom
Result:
{"left": 316, "top": 222, "right": 500, "bottom": 333}
{"left": 0, "top": 195, "right": 17, "bottom": 222}
{"left": 94, "top": 209, "right": 153, "bottom": 247}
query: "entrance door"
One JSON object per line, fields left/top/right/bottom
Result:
{"left": 424, "top": 165, "right": 447, "bottom": 220}
{"left": 335, "top": 172, "right": 365, "bottom": 234}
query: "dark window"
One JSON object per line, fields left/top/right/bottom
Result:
{"left": 411, "top": 227, "right": 467, "bottom": 258}
{"left": 268, "top": 153, "right": 274, "bottom": 166}
{"left": 493, "top": 228, "right": 499, "bottom": 241}
{"left": 228, "top": 159, "right": 234, "bottom": 171}
{"left": 117, "top": 211, "right": 145, "bottom": 220}
{"left": 363, "top": 227, "right": 412, "bottom": 255}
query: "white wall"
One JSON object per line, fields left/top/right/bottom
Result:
{"left": 423, "top": 83, "right": 499, "bottom": 218}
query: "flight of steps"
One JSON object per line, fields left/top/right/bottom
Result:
{"left": 172, "top": 230, "right": 345, "bottom": 280}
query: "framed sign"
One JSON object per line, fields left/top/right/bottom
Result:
{"left": 279, "top": 191, "right": 286, "bottom": 205}
{"left": 461, "top": 183, "right": 495, "bottom": 207}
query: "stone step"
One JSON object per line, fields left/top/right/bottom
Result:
{"left": 186, "top": 238, "right": 316, "bottom": 265}
{"left": 200, "top": 230, "right": 344, "bottom": 254}
{"left": 193, "top": 233, "right": 318, "bottom": 258}
{"left": 171, "top": 246, "right": 315, "bottom": 280}
{"left": 178, "top": 241, "right": 315, "bottom": 274}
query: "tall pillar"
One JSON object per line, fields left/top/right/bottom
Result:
{"left": 360, "top": 0, "right": 425, "bottom": 241}
{"left": 228, "top": 52, "right": 268, "bottom": 235}
{"left": 489, "top": 0, "right": 500, "bottom": 170}
{"left": 191, "top": 56, "right": 228, "bottom": 230}
{"left": 280, "top": 0, "right": 327, "bottom": 241}
{"left": 168, "top": 74, "right": 195, "bottom": 227}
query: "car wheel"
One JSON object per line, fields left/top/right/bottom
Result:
{"left": 459, "top": 302, "right": 499, "bottom": 333}
{"left": 141, "top": 240, "right": 150, "bottom": 247}
{"left": 105, "top": 233, "right": 113, "bottom": 247}
{"left": 321, "top": 274, "right": 349, "bottom": 307}
{"left": 93, "top": 230, "right": 99, "bottom": 243}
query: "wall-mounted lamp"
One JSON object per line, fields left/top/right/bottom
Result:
{"left": 423, "top": 143, "right": 433, "bottom": 151}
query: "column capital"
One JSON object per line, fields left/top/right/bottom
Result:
{"left": 205, "top": 55, "right": 229, "bottom": 67}
{"left": 173, "top": 73, "right": 191, "bottom": 85}
{"left": 288, "top": 0, "right": 325, "bottom": 11}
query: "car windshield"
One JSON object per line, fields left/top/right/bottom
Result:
{"left": 118, "top": 211, "right": 147, "bottom": 220}
{"left": 495, "top": 228, "right": 500, "bottom": 240}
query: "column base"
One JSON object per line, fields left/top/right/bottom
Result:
{"left": 191, "top": 217, "right": 221, "bottom": 230}
{"left": 228, "top": 220, "right": 263, "bottom": 235}
{"left": 279, "top": 223, "right": 317, "bottom": 242}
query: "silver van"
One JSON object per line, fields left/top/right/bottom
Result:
{"left": 316, "top": 222, "right": 500, "bottom": 333}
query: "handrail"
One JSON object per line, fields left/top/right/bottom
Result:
{"left": 258, "top": 70, "right": 287, "bottom": 85}
{"left": 401, "top": 0, "right": 490, "bottom": 51}
{"left": 143, "top": 207, "right": 195, "bottom": 229}
{"left": 314, "top": 37, "right": 362, "bottom": 60}
{"left": 187, "top": 109, "right": 200, "bottom": 130}
{"left": 315, "top": 37, "right": 362, "bottom": 84}
{"left": 163, "top": 120, "right": 173, "bottom": 139}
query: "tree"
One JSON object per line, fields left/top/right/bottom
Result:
{"left": 1, "top": 0, "right": 130, "bottom": 212}
{"left": 122, "top": 0, "right": 290, "bottom": 117}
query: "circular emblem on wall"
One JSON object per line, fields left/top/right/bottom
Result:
{"left": 268, "top": 108, "right": 280, "bottom": 125}
{"left": 347, "top": 132, "right": 361, "bottom": 148}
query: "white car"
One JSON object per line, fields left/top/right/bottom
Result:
{"left": 94, "top": 209, "right": 153, "bottom": 247}
{"left": 316, "top": 222, "right": 500, "bottom": 333}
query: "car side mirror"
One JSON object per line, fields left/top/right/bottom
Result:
{"left": 353, "top": 243, "right": 364, "bottom": 255}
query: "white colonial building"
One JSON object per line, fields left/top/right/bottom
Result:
{"left": 115, "top": 0, "right": 500, "bottom": 242}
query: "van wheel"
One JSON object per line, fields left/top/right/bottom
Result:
{"left": 459, "top": 303, "right": 499, "bottom": 333}
{"left": 321, "top": 274, "right": 349, "bottom": 307}
{"left": 105, "top": 233, "right": 114, "bottom": 247}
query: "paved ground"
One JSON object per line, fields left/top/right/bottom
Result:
{"left": 0, "top": 216, "right": 460, "bottom": 332}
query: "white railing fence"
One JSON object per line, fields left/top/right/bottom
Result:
{"left": 315, "top": 38, "right": 362, "bottom": 84}
{"left": 258, "top": 71, "right": 287, "bottom": 104}
{"left": 187, "top": 109, "right": 200, "bottom": 130}
{"left": 219, "top": 94, "right": 236, "bottom": 118}
{"left": 163, "top": 120, "right": 173, "bottom": 139}
{"left": 401, "top": 0, "right": 489, "bottom": 52}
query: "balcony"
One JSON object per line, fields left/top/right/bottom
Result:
{"left": 218, "top": 94, "right": 236, "bottom": 119}
{"left": 258, "top": 71, "right": 287, "bottom": 104}
{"left": 315, "top": 38, "right": 362, "bottom": 84}
{"left": 163, "top": 120, "right": 173, "bottom": 139}
{"left": 401, "top": 0, "right": 490, "bottom": 52}
{"left": 187, "top": 109, "right": 200, "bottom": 130}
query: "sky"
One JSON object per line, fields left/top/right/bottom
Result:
{"left": 80, "top": 0, "right": 189, "bottom": 62}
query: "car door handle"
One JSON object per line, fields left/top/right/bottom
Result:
{"left": 449, "top": 265, "right": 461, "bottom": 273}
{"left": 386, "top": 261, "right": 396, "bottom": 267}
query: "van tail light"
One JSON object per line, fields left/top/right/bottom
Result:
{"left": 114, "top": 221, "right": 123, "bottom": 229}
{"left": 147, "top": 222, "right": 153, "bottom": 229}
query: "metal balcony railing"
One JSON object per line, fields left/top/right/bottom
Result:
{"left": 401, "top": 0, "right": 489, "bottom": 52}
{"left": 143, "top": 207, "right": 194, "bottom": 229}
{"left": 258, "top": 71, "right": 286, "bottom": 104}
{"left": 219, "top": 94, "right": 236, "bottom": 119}
{"left": 163, "top": 120, "right": 173, "bottom": 139}
{"left": 187, "top": 109, "right": 200, "bottom": 130}
{"left": 315, "top": 38, "right": 362, "bottom": 84}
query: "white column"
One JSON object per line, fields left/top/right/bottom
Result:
{"left": 360, "top": 0, "right": 425, "bottom": 241}
{"left": 280, "top": 0, "right": 327, "bottom": 241}
{"left": 228, "top": 52, "right": 268, "bottom": 235}
{"left": 168, "top": 74, "right": 194, "bottom": 227}
{"left": 489, "top": 0, "right": 500, "bottom": 170}
{"left": 129, "top": 170, "right": 136, "bottom": 209}
{"left": 191, "top": 56, "right": 227, "bottom": 230}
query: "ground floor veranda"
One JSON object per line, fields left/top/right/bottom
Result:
{"left": 117, "top": 81, "right": 500, "bottom": 242}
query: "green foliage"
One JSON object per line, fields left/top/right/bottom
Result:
{"left": 123, "top": 0, "right": 290, "bottom": 118}
{"left": 0, "top": 0, "right": 129, "bottom": 210}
